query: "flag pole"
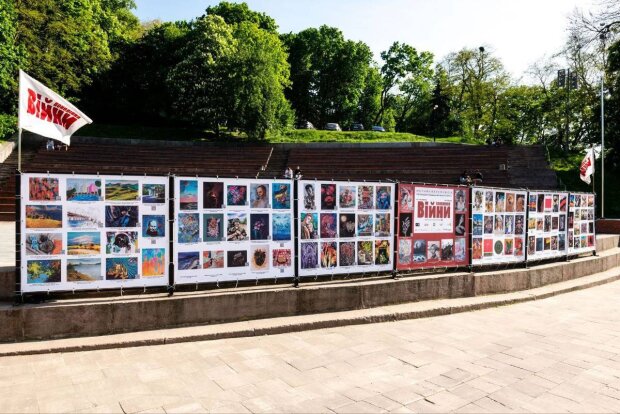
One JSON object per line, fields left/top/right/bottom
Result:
{"left": 17, "top": 128, "right": 22, "bottom": 172}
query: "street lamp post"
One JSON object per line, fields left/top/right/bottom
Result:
{"left": 599, "top": 23, "right": 609, "bottom": 218}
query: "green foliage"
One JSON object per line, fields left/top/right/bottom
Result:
{"left": 0, "top": 114, "right": 17, "bottom": 141}
{"left": 205, "top": 1, "right": 277, "bottom": 34}
{"left": 0, "top": 0, "right": 25, "bottom": 114}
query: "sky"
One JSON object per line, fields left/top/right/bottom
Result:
{"left": 133, "top": 0, "right": 599, "bottom": 79}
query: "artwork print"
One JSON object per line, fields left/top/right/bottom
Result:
{"left": 374, "top": 213, "right": 390, "bottom": 237}
{"left": 358, "top": 185, "right": 374, "bottom": 210}
{"left": 25, "top": 205, "right": 62, "bottom": 229}
{"left": 227, "top": 213, "right": 248, "bottom": 241}
{"left": 203, "top": 182, "right": 224, "bottom": 209}
{"left": 272, "top": 213, "right": 291, "bottom": 241}
{"left": 29, "top": 177, "right": 60, "bottom": 201}
{"left": 400, "top": 185, "right": 413, "bottom": 211}
{"left": 142, "top": 215, "right": 166, "bottom": 238}
{"left": 105, "top": 180, "right": 139, "bottom": 201}
{"left": 272, "top": 183, "right": 291, "bottom": 209}
{"left": 250, "top": 214, "right": 270, "bottom": 240}
{"left": 228, "top": 250, "right": 248, "bottom": 267}
{"left": 105, "top": 257, "right": 138, "bottom": 280}
{"left": 398, "top": 239, "right": 412, "bottom": 265}
{"left": 321, "top": 184, "right": 336, "bottom": 210}
{"left": 339, "top": 242, "right": 355, "bottom": 266}
{"left": 105, "top": 206, "right": 139, "bottom": 228}
{"left": 399, "top": 213, "right": 412, "bottom": 237}
{"left": 142, "top": 248, "right": 166, "bottom": 276}
{"left": 357, "top": 214, "right": 373, "bottom": 237}
{"left": 455, "top": 190, "right": 466, "bottom": 212}
{"left": 178, "top": 213, "right": 200, "bottom": 243}
{"left": 251, "top": 245, "right": 269, "bottom": 271}
{"left": 272, "top": 249, "right": 292, "bottom": 268}
{"left": 300, "top": 213, "right": 318, "bottom": 239}
{"left": 339, "top": 186, "right": 356, "bottom": 209}
{"left": 180, "top": 180, "right": 198, "bottom": 210}
{"left": 67, "top": 231, "right": 101, "bottom": 255}
{"left": 303, "top": 183, "right": 316, "bottom": 210}
{"left": 25, "top": 233, "right": 62, "bottom": 255}
{"left": 203, "top": 250, "right": 225, "bottom": 269}
{"left": 67, "top": 205, "right": 102, "bottom": 229}
{"left": 67, "top": 258, "right": 102, "bottom": 282}
{"left": 26, "top": 260, "right": 61, "bottom": 284}
{"left": 320, "top": 241, "right": 337, "bottom": 268}
{"left": 227, "top": 185, "right": 247, "bottom": 206}
{"left": 105, "top": 231, "right": 138, "bottom": 254}
{"left": 142, "top": 184, "right": 165, "bottom": 204}
{"left": 301, "top": 242, "right": 318, "bottom": 269}
{"left": 320, "top": 213, "right": 337, "bottom": 238}
{"left": 472, "top": 189, "right": 484, "bottom": 212}
{"left": 178, "top": 251, "right": 200, "bottom": 270}
{"left": 66, "top": 178, "right": 101, "bottom": 201}
{"left": 203, "top": 213, "right": 224, "bottom": 242}
{"left": 412, "top": 239, "right": 426, "bottom": 263}
{"left": 250, "top": 183, "right": 269, "bottom": 208}
{"left": 357, "top": 241, "right": 373, "bottom": 265}
{"left": 374, "top": 240, "right": 390, "bottom": 265}
{"left": 376, "top": 186, "right": 391, "bottom": 210}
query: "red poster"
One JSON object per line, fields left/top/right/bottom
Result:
{"left": 396, "top": 184, "right": 469, "bottom": 270}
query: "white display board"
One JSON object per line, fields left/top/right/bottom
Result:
{"left": 471, "top": 186, "right": 527, "bottom": 265}
{"left": 568, "top": 192, "right": 596, "bottom": 255}
{"left": 526, "top": 191, "right": 569, "bottom": 261}
{"left": 173, "top": 177, "right": 294, "bottom": 283}
{"left": 297, "top": 180, "right": 395, "bottom": 277}
{"left": 21, "top": 173, "right": 169, "bottom": 293}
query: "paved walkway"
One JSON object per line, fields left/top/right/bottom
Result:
{"left": 0, "top": 222, "right": 14, "bottom": 267}
{"left": 2, "top": 281, "right": 620, "bottom": 413}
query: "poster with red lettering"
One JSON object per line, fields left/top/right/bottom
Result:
{"left": 396, "top": 184, "right": 469, "bottom": 270}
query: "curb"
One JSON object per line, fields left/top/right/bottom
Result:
{"left": 1, "top": 265, "right": 619, "bottom": 357}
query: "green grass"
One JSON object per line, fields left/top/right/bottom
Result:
{"left": 549, "top": 149, "right": 620, "bottom": 218}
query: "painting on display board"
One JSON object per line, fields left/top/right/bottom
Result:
{"left": 471, "top": 186, "right": 527, "bottom": 265}
{"left": 297, "top": 180, "right": 395, "bottom": 277}
{"left": 526, "top": 191, "right": 568, "bottom": 261}
{"left": 567, "top": 192, "right": 596, "bottom": 255}
{"left": 173, "top": 177, "right": 294, "bottom": 284}
{"left": 396, "top": 184, "right": 469, "bottom": 270}
{"left": 20, "top": 173, "right": 169, "bottom": 293}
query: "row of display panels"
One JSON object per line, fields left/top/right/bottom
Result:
{"left": 19, "top": 174, "right": 597, "bottom": 293}
{"left": 21, "top": 174, "right": 169, "bottom": 293}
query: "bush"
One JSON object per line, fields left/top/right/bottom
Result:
{"left": 0, "top": 114, "right": 17, "bottom": 141}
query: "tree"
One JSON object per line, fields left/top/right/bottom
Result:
{"left": 205, "top": 1, "right": 277, "bottom": 34}
{"left": 167, "top": 15, "right": 235, "bottom": 135}
{"left": 356, "top": 66, "right": 382, "bottom": 129}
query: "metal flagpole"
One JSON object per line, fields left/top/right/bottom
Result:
{"left": 17, "top": 128, "right": 22, "bottom": 172}
{"left": 600, "top": 74, "right": 605, "bottom": 218}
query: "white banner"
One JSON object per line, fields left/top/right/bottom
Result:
{"left": 526, "top": 191, "right": 569, "bottom": 261}
{"left": 471, "top": 186, "right": 527, "bottom": 265}
{"left": 413, "top": 186, "right": 454, "bottom": 234}
{"left": 298, "top": 180, "right": 394, "bottom": 277}
{"left": 21, "top": 173, "right": 169, "bottom": 293}
{"left": 19, "top": 70, "right": 92, "bottom": 145}
{"left": 173, "top": 177, "right": 294, "bottom": 283}
{"left": 568, "top": 192, "right": 596, "bottom": 255}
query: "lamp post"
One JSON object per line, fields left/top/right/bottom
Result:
{"left": 599, "top": 23, "right": 609, "bottom": 218}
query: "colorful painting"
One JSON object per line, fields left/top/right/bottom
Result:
{"left": 339, "top": 242, "right": 355, "bottom": 266}
{"left": 105, "top": 257, "right": 138, "bottom": 280}
{"left": 203, "top": 250, "right": 224, "bottom": 269}
{"left": 26, "top": 260, "right": 61, "bottom": 284}
{"left": 301, "top": 242, "right": 318, "bottom": 269}
{"left": 227, "top": 212, "right": 248, "bottom": 241}
{"left": 227, "top": 250, "right": 247, "bottom": 267}
{"left": 250, "top": 214, "right": 270, "bottom": 240}
{"left": 67, "top": 231, "right": 101, "bottom": 255}
{"left": 25, "top": 233, "right": 62, "bottom": 255}
{"left": 105, "top": 206, "right": 139, "bottom": 228}
{"left": 178, "top": 251, "right": 200, "bottom": 270}
{"left": 67, "top": 258, "right": 102, "bottom": 282}
{"left": 25, "top": 205, "right": 62, "bottom": 229}
{"left": 320, "top": 184, "right": 337, "bottom": 210}
{"left": 357, "top": 214, "right": 373, "bottom": 237}
{"left": 357, "top": 241, "right": 373, "bottom": 265}
{"left": 29, "top": 177, "right": 60, "bottom": 201}
{"left": 400, "top": 185, "right": 413, "bottom": 211}
{"left": 142, "top": 184, "right": 165, "bottom": 204}
{"left": 472, "top": 189, "right": 484, "bottom": 212}
{"left": 505, "top": 192, "right": 515, "bottom": 212}
{"left": 375, "top": 213, "right": 390, "bottom": 237}
{"left": 178, "top": 213, "right": 200, "bottom": 243}
{"left": 320, "top": 241, "right": 337, "bottom": 268}
{"left": 339, "top": 213, "right": 356, "bottom": 238}
{"left": 203, "top": 213, "right": 224, "bottom": 242}
{"left": 180, "top": 180, "right": 198, "bottom": 210}
{"left": 105, "top": 180, "right": 139, "bottom": 201}
{"left": 66, "top": 205, "right": 101, "bottom": 229}
{"left": 300, "top": 213, "right": 318, "bottom": 239}
{"left": 472, "top": 238, "right": 483, "bottom": 260}
{"left": 66, "top": 178, "right": 101, "bottom": 201}
{"left": 272, "top": 249, "right": 292, "bottom": 268}
{"left": 339, "top": 186, "right": 356, "bottom": 209}
{"left": 227, "top": 185, "right": 247, "bottom": 206}
{"left": 376, "top": 186, "right": 391, "bottom": 210}
{"left": 105, "top": 231, "right": 138, "bottom": 254}
{"left": 272, "top": 183, "right": 291, "bottom": 209}
{"left": 473, "top": 214, "right": 483, "bottom": 236}
{"left": 358, "top": 185, "right": 374, "bottom": 210}
{"left": 203, "top": 182, "right": 224, "bottom": 208}
{"left": 142, "top": 215, "right": 166, "bottom": 238}
{"left": 250, "top": 183, "right": 270, "bottom": 208}
{"left": 374, "top": 240, "right": 390, "bottom": 265}
{"left": 320, "top": 213, "right": 337, "bottom": 238}
{"left": 272, "top": 213, "right": 291, "bottom": 241}
{"left": 251, "top": 245, "right": 269, "bottom": 271}
{"left": 142, "top": 248, "right": 166, "bottom": 277}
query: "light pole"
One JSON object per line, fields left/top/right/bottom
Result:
{"left": 599, "top": 23, "right": 609, "bottom": 218}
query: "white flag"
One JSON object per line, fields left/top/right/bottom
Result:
{"left": 579, "top": 148, "right": 595, "bottom": 185}
{"left": 18, "top": 69, "right": 92, "bottom": 145}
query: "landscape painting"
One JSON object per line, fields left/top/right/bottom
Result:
{"left": 142, "top": 183, "right": 166, "bottom": 204}
{"left": 66, "top": 178, "right": 102, "bottom": 201}
{"left": 67, "top": 232, "right": 101, "bottom": 255}
{"left": 67, "top": 258, "right": 102, "bottom": 282}
{"left": 105, "top": 180, "right": 139, "bottom": 201}
{"left": 67, "top": 205, "right": 103, "bottom": 229}
{"left": 25, "top": 205, "right": 62, "bottom": 229}
{"left": 26, "top": 260, "right": 61, "bottom": 284}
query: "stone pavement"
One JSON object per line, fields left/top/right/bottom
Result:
{"left": 3, "top": 280, "right": 620, "bottom": 413}
{"left": 0, "top": 222, "right": 14, "bottom": 267}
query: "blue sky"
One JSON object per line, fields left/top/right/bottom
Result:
{"left": 133, "top": 0, "right": 597, "bottom": 79}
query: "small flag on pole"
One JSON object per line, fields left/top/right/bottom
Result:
{"left": 18, "top": 69, "right": 92, "bottom": 145}
{"left": 579, "top": 148, "right": 595, "bottom": 185}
